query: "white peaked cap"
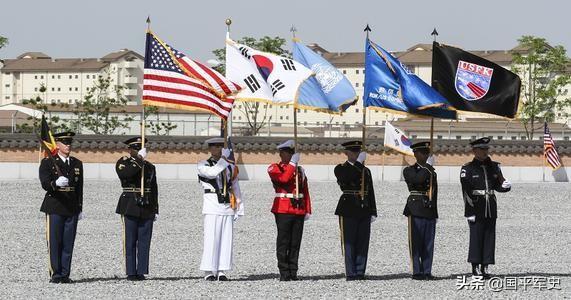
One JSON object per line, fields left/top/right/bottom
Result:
{"left": 277, "top": 140, "right": 295, "bottom": 150}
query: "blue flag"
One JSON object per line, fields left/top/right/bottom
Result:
{"left": 364, "top": 38, "right": 456, "bottom": 119}
{"left": 293, "top": 40, "right": 357, "bottom": 113}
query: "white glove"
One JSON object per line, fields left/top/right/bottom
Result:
{"left": 357, "top": 152, "right": 367, "bottom": 164}
{"left": 138, "top": 148, "right": 147, "bottom": 159}
{"left": 290, "top": 153, "right": 301, "bottom": 164}
{"left": 467, "top": 215, "right": 476, "bottom": 223}
{"left": 222, "top": 148, "right": 232, "bottom": 159}
{"left": 502, "top": 180, "right": 511, "bottom": 189}
{"left": 304, "top": 214, "right": 311, "bottom": 221}
{"left": 55, "top": 176, "right": 69, "bottom": 187}
{"left": 154, "top": 214, "right": 159, "bottom": 222}
{"left": 78, "top": 212, "right": 84, "bottom": 221}
{"left": 427, "top": 155, "right": 435, "bottom": 166}
{"left": 370, "top": 216, "right": 377, "bottom": 223}
{"left": 233, "top": 214, "right": 240, "bottom": 222}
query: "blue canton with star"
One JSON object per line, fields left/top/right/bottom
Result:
{"left": 144, "top": 33, "right": 184, "bottom": 75}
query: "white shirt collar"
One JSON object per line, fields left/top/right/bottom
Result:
{"left": 58, "top": 153, "right": 69, "bottom": 163}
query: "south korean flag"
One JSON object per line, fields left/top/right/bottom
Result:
{"left": 225, "top": 38, "right": 313, "bottom": 105}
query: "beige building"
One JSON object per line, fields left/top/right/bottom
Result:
{"left": 0, "top": 49, "right": 143, "bottom": 106}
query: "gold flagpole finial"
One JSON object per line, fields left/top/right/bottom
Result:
{"left": 225, "top": 18, "right": 232, "bottom": 32}
{"left": 146, "top": 16, "right": 151, "bottom": 31}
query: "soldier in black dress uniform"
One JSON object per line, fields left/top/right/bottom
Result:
{"left": 115, "top": 137, "right": 159, "bottom": 281}
{"left": 334, "top": 141, "right": 377, "bottom": 281}
{"left": 39, "top": 131, "right": 83, "bottom": 283}
{"left": 460, "top": 137, "right": 511, "bottom": 278}
{"left": 402, "top": 141, "right": 438, "bottom": 280}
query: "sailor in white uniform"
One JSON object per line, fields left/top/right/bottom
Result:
{"left": 197, "top": 137, "right": 244, "bottom": 281}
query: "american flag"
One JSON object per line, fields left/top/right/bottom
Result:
{"left": 544, "top": 122, "right": 562, "bottom": 170}
{"left": 143, "top": 32, "right": 238, "bottom": 119}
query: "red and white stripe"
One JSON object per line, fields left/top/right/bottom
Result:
{"left": 177, "top": 56, "right": 242, "bottom": 96}
{"left": 143, "top": 69, "right": 234, "bottom": 119}
{"left": 544, "top": 124, "right": 562, "bottom": 170}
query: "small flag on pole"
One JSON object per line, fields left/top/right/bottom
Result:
{"left": 544, "top": 122, "right": 562, "bottom": 170}
{"left": 40, "top": 115, "right": 57, "bottom": 157}
{"left": 143, "top": 32, "right": 239, "bottom": 119}
{"left": 384, "top": 121, "right": 413, "bottom": 156}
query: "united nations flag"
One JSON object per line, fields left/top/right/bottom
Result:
{"left": 293, "top": 40, "right": 357, "bottom": 113}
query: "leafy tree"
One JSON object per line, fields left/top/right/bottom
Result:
{"left": 511, "top": 36, "right": 571, "bottom": 140}
{"left": 18, "top": 85, "right": 71, "bottom": 133}
{"left": 0, "top": 35, "right": 7, "bottom": 50}
{"left": 72, "top": 73, "right": 133, "bottom": 135}
{"left": 144, "top": 106, "right": 178, "bottom": 135}
{"left": 213, "top": 36, "right": 290, "bottom": 136}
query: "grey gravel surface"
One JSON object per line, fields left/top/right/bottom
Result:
{"left": 0, "top": 179, "right": 569, "bottom": 299}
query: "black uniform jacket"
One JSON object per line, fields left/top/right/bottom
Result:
{"left": 39, "top": 155, "right": 83, "bottom": 216}
{"left": 334, "top": 161, "right": 377, "bottom": 218}
{"left": 115, "top": 156, "right": 158, "bottom": 219}
{"left": 460, "top": 157, "right": 510, "bottom": 219}
{"left": 402, "top": 163, "right": 438, "bottom": 219}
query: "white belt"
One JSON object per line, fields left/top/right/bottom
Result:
{"left": 275, "top": 193, "right": 304, "bottom": 199}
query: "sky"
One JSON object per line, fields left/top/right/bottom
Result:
{"left": 0, "top": 0, "right": 569, "bottom": 61}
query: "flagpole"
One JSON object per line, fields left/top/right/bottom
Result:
{"left": 360, "top": 24, "right": 372, "bottom": 198}
{"left": 429, "top": 28, "right": 439, "bottom": 157}
{"left": 223, "top": 18, "right": 232, "bottom": 204}
{"left": 140, "top": 17, "right": 151, "bottom": 198}
{"left": 291, "top": 25, "right": 300, "bottom": 200}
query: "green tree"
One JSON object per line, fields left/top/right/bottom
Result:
{"left": 511, "top": 36, "right": 571, "bottom": 140}
{"left": 18, "top": 85, "right": 71, "bottom": 133}
{"left": 144, "top": 106, "right": 178, "bottom": 135}
{"left": 72, "top": 73, "right": 133, "bottom": 135}
{"left": 212, "top": 36, "right": 290, "bottom": 136}
{"left": 0, "top": 35, "right": 7, "bottom": 50}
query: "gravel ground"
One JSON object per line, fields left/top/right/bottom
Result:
{"left": 0, "top": 179, "right": 569, "bottom": 299}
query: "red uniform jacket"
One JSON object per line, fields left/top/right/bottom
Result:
{"left": 268, "top": 161, "right": 311, "bottom": 215}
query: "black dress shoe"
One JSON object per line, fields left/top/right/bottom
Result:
{"left": 424, "top": 274, "right": 435, "bottom": 280}
{"left": 60, "top": 277, "right": 73, "bottom": 284}
{"left": 279, "top": 274, "right": 291, "bottom": 281}
{"left": 412, "top": 274, "right": 425, "bottom": 280}
{"left": 471, "top": 264, "right": 481, "bottom": 276}
{"left": 137, "top": 275, "right": 146, "bottom": 281}
{"left": 480, "top": 265, "right": 491, "bottom": 279}
{"left": 127, "top": 275, "right": 139, "bottom": 281}
{"left": 49, "top": 278, "right": 61, "bottom": 284}
{"left": 218, "top": 275, "right": 229, "bottom": 281}
{"left": 290, "top": 273, "right": 299, "bottom": 281}
{"left": 356, "top": 275, "right": 366, "bottom": 280}
{"left": 346, "top": 276, "right": 357, "bottom": 281}
{"left": 205, "top": 275, "right": 217, "bottom": 281}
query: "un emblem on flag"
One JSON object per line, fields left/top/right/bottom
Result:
{"left": 455, "top": 60, "right": 493, "bottom": 101}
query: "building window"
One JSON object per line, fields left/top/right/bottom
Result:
{"left": 40, "top": 75, "right": 44, "bottom": 79}
{"left": 51, "top": 87, "right": 55, "bottom": 92}
{"left": 456, "top": 136, "right": 462, "bottom": 140}
{"left": 4, "top": 84, "right": 9, "bottom": 88}
{"left": 342, "top": 121, "right": 346, "bottom": 125}
{"left": 342, "top": 70, "right": 347, "bottom": 74}
{"left": 57, "top": 75, "right": 61, "bottom": 79}
{"left": 75, "top": 75, "right": 79, "bottom": 79}
{"left": 69, "top": 75, "right": 72, "bottom": 79}
{"left": 34, "top": 87, "right": 38, "bottom": 92}
{"left": 57, "top": 88, "right": 61, "bottom": 91}
{"left": 521, "top": 136, "right": 526, "bottom": 140}
{"left": 4, "top": 96, "right": 9, "bottom": 100}
{"left": 285, "top": 116, "right": 289, "bottom": 120}
{"left": 471, "top": 135, "right": 477, "bottom": 140}
{"left": 69, "top": 87, "right": 73, "bottom": 91}
{"left": 86, "top": 75, "right": 90, "bottom": 79}
{"left": 68, "top": 99, "right": 72, "bottom": 103}
{"left": 511, "top": 136, "right": 517, "bottom": 140}
{"left": 75, "top": 87, "right": 78, "bottom": 91}
{"left": 280, "top": 116, "right": 283, "bottom": 120}
{"left": 355, "top": 83, "right": 359, "bottom": 87}
{"left": 303, "top": 122, "right": 307, "bottom": 126}
{"left": 497, "top": 136, "right": 503, "bottom": 140}
{"left": 52, "top": 75, "right": 55, "bottom": 79}
{"left": 34, "top": 75, "right": 38, "bottom": 79}
{"left": 356, "top": 69, "right": 359, "bottom": 74}
{"left": 437, "top": 135, "right": 443, "bottom": 139}
{"left": 375, "top": 121, "right": 379, "bottom": 125}
{"left": 355, "top": 108, "right": 359, "bottom": 113}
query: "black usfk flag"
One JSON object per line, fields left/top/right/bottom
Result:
{"left": 432, "top": 42, "right": 521, "bottom": 118}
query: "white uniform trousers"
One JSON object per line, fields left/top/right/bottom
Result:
{"left": 200, "top": 214, "right": 234, "bottom": 272}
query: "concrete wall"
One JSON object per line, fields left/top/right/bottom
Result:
{"left": 3, "top": 162, "right": 569, "bottom": 183}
